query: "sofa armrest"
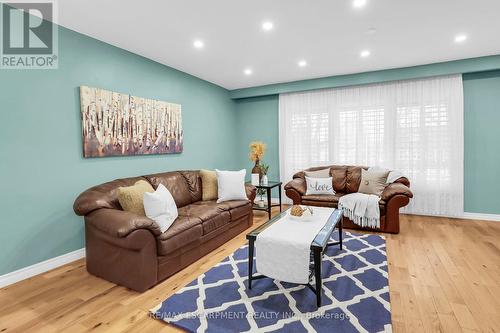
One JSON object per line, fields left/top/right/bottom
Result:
{"left": 284, "top": 178, "right": 307, "bottom": 195}
{"left": 246, "top": 184, "right": 257, "bottom": 202}
{"left": 285, "top": 178, "right": 306, "bottom": 205}
{"left": 381, "top": 183, "right": 413, "bottom": 202}
{"left": 73, "top": 189, "right": 115, "bottom": 216}
{"left": 393, "top": 177, "right": 410, "bottom": 187}
{"left": 85, "top": 208, "right": 162, "bottom": 238}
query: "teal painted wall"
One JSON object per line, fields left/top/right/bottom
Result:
{"left": 463, "top": 70, "right": 500, "bottom": 214}
{"left": 235, "top": 72, "right": 500, "bottom": 215}
{"left": 234, "top": 96, "right": 280, "bottom": 197}
{"left": 2, "top": 20, "right": 499, "bottom": 277}
{"left": 0, "top": 26, "right": 238, "bottom": 275}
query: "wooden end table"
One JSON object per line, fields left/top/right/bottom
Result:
{"left": 246, "top": 181, "right": 282, "bottom": 220}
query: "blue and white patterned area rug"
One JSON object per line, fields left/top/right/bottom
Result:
{"left": 150, "top": 231, "right": 391, "bottom": 333}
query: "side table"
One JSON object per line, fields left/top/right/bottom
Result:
{"left": 246, "top": 181, "right": 282, "bottom": 220}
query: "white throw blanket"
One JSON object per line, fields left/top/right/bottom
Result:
{"left": 338, "top": 193, "right": 381, "bottom": 228}
{"left": 255, "top": 207, "right": 333, "bottom": 284}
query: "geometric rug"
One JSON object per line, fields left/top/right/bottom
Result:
{"left": 150, "top": 231, "right": 392, "bottom": 333}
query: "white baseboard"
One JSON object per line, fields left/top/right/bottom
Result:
{"left": 402, "top": 211, "right": 500, "bottom": 222}
{"left": 0, "top": 248, "right": 85, "bottom": 288}
{"left": 461, "top": 212, "right": 500, "bottom": 222}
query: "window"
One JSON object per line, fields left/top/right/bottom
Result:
{"left": 280, "top": 75, "right": 464, "bottom": 216}
{"left": 337, "top": 110, "right": 357, "bottom": 164}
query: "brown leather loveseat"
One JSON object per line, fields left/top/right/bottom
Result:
{"left": 74, "top": 170, "right": 256, "bottom": 292}
{"left": 284, "top": 165, "right": 413, "bottom": 233}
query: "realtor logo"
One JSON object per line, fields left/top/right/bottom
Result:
{"left": 0, "top": 1, "right": 58, "bottom": 69}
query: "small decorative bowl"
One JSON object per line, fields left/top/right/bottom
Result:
{"left": 288, "top": 206, "right": 314, "bottom": 221}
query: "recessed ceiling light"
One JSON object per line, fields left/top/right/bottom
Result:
{"left": 298, "top": 60, "right": 308, "bottom": 67}
{"left": 454, "top": 34, "right": 467, "bottom": 43}
{"left": 262, "top": 21, "right": 274, "bottom": 31}
{"left": 193, "top": 40, "right": 204, "bottom": 49}
{"left": 353, "top": 0, "right": 367, "bottom": 8}
{"left": 360, "top": 50, "right": 371, "bottom": 58}
{"left": 244, "top": 68, "right": 253, "bottom": 75}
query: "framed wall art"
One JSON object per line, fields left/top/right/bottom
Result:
{"left": 80, "top": 86, "right": 183, "bottom": 157}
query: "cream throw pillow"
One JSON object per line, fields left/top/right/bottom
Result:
{"left": 200, "top": 169, "right": 218, "bottom": 201}
{"left": 117, "top": 180, "right": 154, "bottom": 215}
{"left": 368, "top": 166, "right": 405, "bottom": 184}
{"left": 358, "top": 169, "right": 390, "bottom": 196}
{"left": 143, "top": 184, "right": 178, "bottom": 233}
{"left": 304, "top": 168, "right": 331, "bottom": 178}
{"left": 216, "top": 169, "right": 248, "bottom": 203}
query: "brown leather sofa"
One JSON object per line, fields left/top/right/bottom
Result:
{"left": 74, "top": 170, "right": 256, "bottom": 292}
{"left": 284, "top": 165, "right": 412, "bottom": 233}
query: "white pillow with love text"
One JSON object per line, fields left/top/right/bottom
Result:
{"left": 305, "top": 176, "right": 336, "bottom": 195}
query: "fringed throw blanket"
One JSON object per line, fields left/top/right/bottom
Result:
{"left": 338, "top": 193, "right": 380, "bottom": 228}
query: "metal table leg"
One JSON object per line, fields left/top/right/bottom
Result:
{"left": 313, "top": 247, "right": 322, "bottom": 307}
{"left": 248, "top": 238, "right": 254, "bottom": 289}
{"left": 278, "top": 184, "right": 282, "bottom": 212}
{"left": 339, "top": 218, "right": 343, "bottom": 250}
{"left": 266, "top": 188, "right": 272, "bottom": 220}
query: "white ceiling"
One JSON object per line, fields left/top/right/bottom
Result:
{"left": 56, "top": 0, "right": 500, "bottom": 90}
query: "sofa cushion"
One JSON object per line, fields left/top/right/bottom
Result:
{"left": 192, "top": 199, "right": 249, "bottom": 210}
{"left": 218, "top": 200, "right": 250, "bottom": 210}
{"left": 302, "top": 196, "right": 386, "bottom": 214}
{"left": 202, "top": 211, "right": 231, "bottom": 235}
{"left": 156, "top": 215, "right": 203, "bottom": 255}
{"left": 180, "top": 171, "right": 203, "bottom": 203}
{"left": 144, "top": 172, "right": 192, "bottom": 208}
{"left": 228, "top": 203, "right": 252, "bottom": 221}
{"left": 302, "top": 193, "right": 344, "bottom": 203}
{"left": 346, "top": 166, "right": 364, "bottom": 193}
{"left": 178, "top": 202, "right": 225, "bottom": 222}
{"left": 302, "top": 200, "right": 338, "bottom": 208}
{"left": 157, "top": 215, "right": 202, "bottom": 240}
{"left": 192, "top": 200, "right": 250, "bottom": 222}
{"left": 191, "top": 199, "right": 250, "bottom": 223}
{"left": 178, "top": 201, "right": 240, "bottom": 235}
{"left": 331, "top": 166, "right": 348, "bottom": 193}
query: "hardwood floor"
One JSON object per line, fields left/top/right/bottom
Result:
{"left": 1, "top": 209, "right": 499, "bottom": 332}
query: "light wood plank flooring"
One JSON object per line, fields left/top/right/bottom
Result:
{"left": 1, "top": 209, "right": 499, "bottom": 332}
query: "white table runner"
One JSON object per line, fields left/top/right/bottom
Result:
{"left": 255, "top": 207, "right": 334, "bottom": 284}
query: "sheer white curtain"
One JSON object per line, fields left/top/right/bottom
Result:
{"left": 279, "top": 74, "right": 464, "bottom": 216}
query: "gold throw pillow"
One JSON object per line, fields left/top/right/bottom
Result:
{"left": 358, "top": 169, "right": 390, "bottom": 196}
{"left": 117, "top": 180, "right": 154, "bottom": 215}
{"left": 200, "top": 169, "right": 218, "bottom": 201}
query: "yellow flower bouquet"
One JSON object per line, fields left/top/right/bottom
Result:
{"left": 249, "top": 141, "right": 266, "bottom": 162}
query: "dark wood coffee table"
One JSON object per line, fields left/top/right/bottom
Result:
{"left": 246, "top": 207, "right": 343, "bottom": 307}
